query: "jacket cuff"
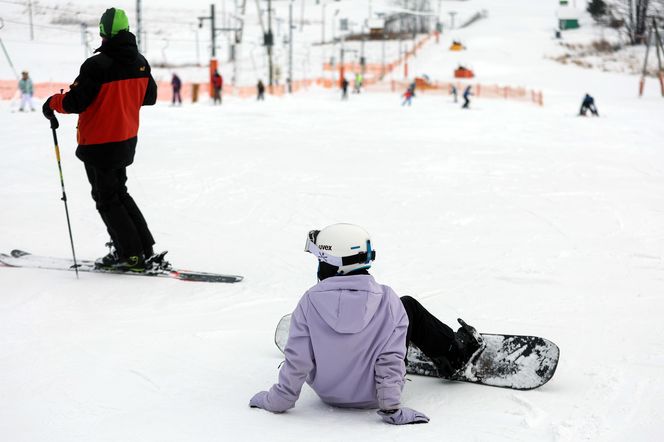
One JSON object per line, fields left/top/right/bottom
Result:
{"left": 264, "top": 386, "right": 295, "bottom": 413}
{"left": 49, "top": 93, "right": 67, "bottom": 114}
{"left": 377, "top": 386, "right": 401, "bottom": 410}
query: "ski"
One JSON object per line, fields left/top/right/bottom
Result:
{"left": 0, "top": 249, "right": 243, "bottom": 283}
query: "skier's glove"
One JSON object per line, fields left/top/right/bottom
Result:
{"left": 42, "top": 97, "right": 59, "bottom": 129}
{"left": 377, "top": 408, "right": 430, "bottom": 425}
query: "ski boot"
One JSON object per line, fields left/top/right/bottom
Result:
{"left": 95, "top": 242, "right": 146, "bottom": 272}
{"left": 95, "top": 241, "right": 118, "bottom": 268}
{"left": 115, "top": 255, "right": 147, "bottom": 272}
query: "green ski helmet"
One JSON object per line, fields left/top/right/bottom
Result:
{"left": 99, "top": 8, "right": 130, "bottom": 38}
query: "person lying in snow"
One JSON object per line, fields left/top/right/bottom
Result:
{"left": 249, "top": 223, "right": 483, "bottom": 425}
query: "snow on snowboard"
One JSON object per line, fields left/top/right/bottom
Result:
{"left": 275, "top": 313, "right": 559, "bottom": 390}
{"left": 0, "top": 249, "right": 243, "bottom": 283}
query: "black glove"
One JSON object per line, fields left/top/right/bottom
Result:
{"left": 42, "top": 97, "right": 54, "bottom": 119}
{"left": 42, "top": 97, "right": 59, "bottom": 129}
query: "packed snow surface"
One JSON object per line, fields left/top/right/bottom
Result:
{"left": 1, "top": 1, "right": 664, "bottom": 441}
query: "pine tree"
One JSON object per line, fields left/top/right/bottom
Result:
{"left": 587, "top": 0, "right": 607, "bottom": 21}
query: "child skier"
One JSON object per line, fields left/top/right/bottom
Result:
{"left": 249, "top": 223, "right": 482, "bottom": 424}
{"left": 18, "top": 71, "right": 35, "bottom": 112}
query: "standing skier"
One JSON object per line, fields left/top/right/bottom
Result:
{"left": 171, "top": 73, "right": 182, "bottom": 106}
{"left": 353, "top": 72, "right": 363, "bottom": 94}
{"left": 18, "top": 70, "right": 35, "bottom": 112}
{"left": 450, "top": 84, "right": 458, "bottom": 103}
{"left": 41, "top": 7, "right": 158, "bottom": 272}
{"left": 250, "top": 223, "right": 482, "bottom": 424}
{"left": 256, "top": 80, "right": 265, "bottom": 101}
{"left": 212, "top": 70, "right": 223, "bottom": 105}
{"left": 341, "top": 77, "right": 349, "bottom": 100}
{"left": 402, "top": 85, "right": 415, "bottom": 106}
{"left": 462, "top": 85, "right": 473, "bottom": 109}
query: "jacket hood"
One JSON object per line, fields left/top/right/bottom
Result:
{"left": 307, "top": 274, "right": 384, "bottom": 334}
{"left": 95, "top": 31, "right": 139, "bottom": 64}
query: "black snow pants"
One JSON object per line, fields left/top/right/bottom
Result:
{"left": 84, "top": 163, "right": 155, "bottom": 259}
{"left": 400, "top": 295, "right": 463, "bottom": 376}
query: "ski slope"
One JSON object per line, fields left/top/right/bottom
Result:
{"left": 1, "top": 1, "right": 664, "bottom": 441}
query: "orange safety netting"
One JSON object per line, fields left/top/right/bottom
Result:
{"left": 1, "top": 34, "right": 542, "bottom": 106}
{"left": 382, "top": 80, "right": 543, "bottom": 106}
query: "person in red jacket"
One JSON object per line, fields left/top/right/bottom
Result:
{"left": 42, "top": 8, "right": 158, "bottom": 272}
{"left": 212, "top": 70, "right": 223, "bottom": 105}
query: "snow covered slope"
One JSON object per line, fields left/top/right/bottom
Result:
{"left": 1, "top": 1, "right": 663, "bottom": 441}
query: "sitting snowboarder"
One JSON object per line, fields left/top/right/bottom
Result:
{"left": 579, "top": 93, "right": 599, "bottom": 116}
{"left": 249, "top": 223, "right": 483, "bottom": 424}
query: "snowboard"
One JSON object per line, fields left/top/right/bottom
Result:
{"left": 275, "top": 313, "right": 559, "bottom": 390}
{"left": 0, "top": 249, "right": 243, "bottom": 283}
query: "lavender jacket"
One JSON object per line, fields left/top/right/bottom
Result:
{"left": 260, "top": 274, "right": 408, "bottom": 412}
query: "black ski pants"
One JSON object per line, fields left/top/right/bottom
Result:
{"left": 400, "top": 295, "right": 461, "bottom": 376}
{"left": 84, "top": 163, "right": 154, "bottom": 259}
{"left": 580, "top": 103, "right": 599, "bottom": 116}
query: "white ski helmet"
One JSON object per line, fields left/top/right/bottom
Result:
{"left": 304, "top": 223, "right": 376, "bottom": 275}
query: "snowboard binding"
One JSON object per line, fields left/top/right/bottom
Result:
{"left": 452, "top": 318, "right": 486, "bottom": 376}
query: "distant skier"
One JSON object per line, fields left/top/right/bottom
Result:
{"left": 450, "top": 84, "right": 458, "bottom": 103}
{"left": 579, "top": 93, "right": 599, "bottom": 116}
{"left": 257, "top": 80, "right": 265, "bottom": 101}
{"left": 401, "top": 86, "right": 415, "bottom": 106}
{"left": 462, "top": 85, "right": 473, "bottom": 109}
{"left": 249, "top": 224, "right": 482, "bottom": 424}
{"left": 353, "top": 72, "right": 363, "bottom": 94}
{"left": 212, "top": 70, "right": 223, "bottom": 105}
{"left": 18, "top": 70, "right": 35, "bottom": 112}
{"left": 171, "top": 73, "right": 182, "bottom": 106}
{"left": 41, "top": 7, "right": 158, "bottom": 272}
{"left": 341, "top": 77, "right": 349, "bottom": 100}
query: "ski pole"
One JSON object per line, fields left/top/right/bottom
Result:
{"left": 48, "top": 95, "right": 79, "bottom": 278}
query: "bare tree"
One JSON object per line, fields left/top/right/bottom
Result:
{"left": 385, "top": 0, "right": 434, "bottom": 35}
{"left": 608, "top": 0, "right": 664, "bottom": 44}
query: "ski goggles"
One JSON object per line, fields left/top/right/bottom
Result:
{"left": 304, "top": 229, "right": 376, "bottom": 267}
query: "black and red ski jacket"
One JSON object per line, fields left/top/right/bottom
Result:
{"left": 49, "top": 31, "right": 157, "bottom": 167}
